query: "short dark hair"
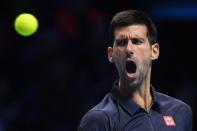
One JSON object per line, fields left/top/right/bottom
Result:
{"left": 109, "top": 10, "right": 157, "bottom": 45}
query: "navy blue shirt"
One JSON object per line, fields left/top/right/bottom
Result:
{"left": 78, "top": 82, "right": 192, "bottom": 131}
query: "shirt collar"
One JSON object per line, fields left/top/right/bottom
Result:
{"left": 151, "top": 85, "right": 161, "bottom": 112}
{"left": 110, "top": 81, "right": 162, "bottom": 116}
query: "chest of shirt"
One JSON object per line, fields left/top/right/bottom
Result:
{"left": 115, "top": 111, "right": 184, "bottom": 131}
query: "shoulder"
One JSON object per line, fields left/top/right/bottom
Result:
{"left": 156, "top": 92, "right": 193, "bottom": 130}
{"left": 157, "top": 92, "right": 192, "bottom": 115}
{"left": 91, "top": 93, "right": 119, "bottom": 117}
{"left": 78, "top": 110, "right": 110, "bottom": 131}
{"left": 78, "top": 94, "right": 117, "bottom": 131}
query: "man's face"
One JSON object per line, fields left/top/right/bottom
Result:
{"left": 108, "top": 24, "right": 159, "bottom": 88}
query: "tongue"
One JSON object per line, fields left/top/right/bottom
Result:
{"left": 126, "top": 61, "right": 136, "bottom": 73}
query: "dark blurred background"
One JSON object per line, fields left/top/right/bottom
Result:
{"left": 0, "top": 0, "right": 196, "bottom": 130}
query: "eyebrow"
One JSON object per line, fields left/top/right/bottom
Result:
{"left": 131, "top": 37, "right": 145, "bottom": 41}
{"left": 115, "top": 34, "right": 144, "bottom": 39}
{"left": 115, "top": 36, "right": 145, "bottom": 41}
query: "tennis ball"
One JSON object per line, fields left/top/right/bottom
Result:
{"left": 14, "top": 13, "right": 39, "bottom": 36}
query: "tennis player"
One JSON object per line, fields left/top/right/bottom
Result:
{"left": 78, "top": 9, "right": 192, "bottom": 131}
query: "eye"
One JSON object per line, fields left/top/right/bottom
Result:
{"left": 115, "top": 39, "right": 128, "bottom": 46}
{"left": 131, "top": 38, "right": 144, "bottom": 45}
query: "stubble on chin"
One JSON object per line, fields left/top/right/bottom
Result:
{"left": 120, "top": 60, "right": 152, "bottom": 94}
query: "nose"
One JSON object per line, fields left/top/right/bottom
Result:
{"left": 126, "top": 39, "right": 134, "bottom": 55}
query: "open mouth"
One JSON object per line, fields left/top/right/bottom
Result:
{"left": 126, "top": 61, "right": 137, "bottom": 74}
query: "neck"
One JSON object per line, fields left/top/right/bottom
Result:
{"left": 133, "top": 81, "right": 152, "bottom": 112}
{"left": 119, "top": 68, "right": 153, "bottom": 112}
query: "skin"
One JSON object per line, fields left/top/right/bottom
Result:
{"left": 108, "top": 24, "right": 159, "bottom": 111}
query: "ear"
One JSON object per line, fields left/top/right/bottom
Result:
{"left": 107, "top": 47, "right": 114, "bottom": 63}
{"left": 151, "top": 43, "right": 159, "bottom": 60}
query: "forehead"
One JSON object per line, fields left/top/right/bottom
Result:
{"left": 114, "top": 24, "right": 148, "bottom": 39}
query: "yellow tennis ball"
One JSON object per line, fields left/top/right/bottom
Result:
{"left": 14, "top": 13, "right": 39, "bottom": 36}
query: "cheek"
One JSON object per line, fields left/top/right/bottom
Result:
{"left": 113, "top": 49, "right": 126, "bottom": 69}
{"left": 113, "top": 48, "right": 126, "bottom": 59}
{"left": 136, "top": 48, "right": 152, "bottom": 61}
{"left": 138, "top": 57, "right": 152, "bottom": 70}
{"left": 136, "top": 50, "right": 152, "bottom": 70}
{"left": 137, "top": 60, "right": 151, "bottom": 76}
{"left": 115, "top": 47, "right": 125, "bottom": 54}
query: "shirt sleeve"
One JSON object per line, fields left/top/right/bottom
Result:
{"left": 175, "top": 104, "right": 193, "bottom": 131}
{"left": 186, "top": 106, "right": 193, "bottom": 131}
{"left": 78, "top": 110, "right": 110, "bottom": 131}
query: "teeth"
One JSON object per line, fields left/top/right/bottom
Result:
{"left": 126, "top": 61, "right": 136, "bottom": 73}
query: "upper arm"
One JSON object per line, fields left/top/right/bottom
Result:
{"left": 175, "top": 104, "right": 193, "bottom": 131}
{"left": 185, "top": 106, "right": 193, "bottom": 131}
{"left": 78, "top": 110, "right": 110, "bottom": 131}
